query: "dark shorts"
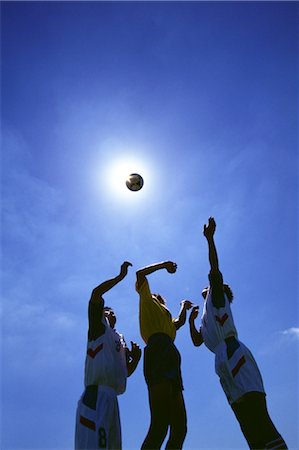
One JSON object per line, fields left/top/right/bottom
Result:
{"left": 82, "top": 385, "right": 98, "bottom": 410}
{"left": 144, "top": 333, "right": 184, "bottom": 391}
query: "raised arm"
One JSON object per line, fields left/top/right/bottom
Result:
{"left": 88, "top": 261, "right": 132, "bottom": 340}
{"left": 188, "top": 306, "right": 204, "bottom": 346}
{"left": 136, "top": 261, "right": 177, "bottom": 289}
{"left": 174, "top": 300, "right": 193, "bottom": 330}
{"left": 203, "top": 217, "right": 225, "bottom": 308}
{"left": 90, "top": 261, "right": 132, "bottom": 302}
{"left": 203, "top": 217, "right": 219, "bottom": 272}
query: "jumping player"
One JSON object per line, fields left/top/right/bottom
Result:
{"left": 188, "top": 217, "right": 288, "bottom": 450}
{"left": 136, "top": 261, "right": 193, "bottom": 450}
{"left": 75, "top": 261, "right": 141, "bottom": 450}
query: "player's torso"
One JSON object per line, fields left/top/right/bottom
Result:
{"left": 140, "top": 297, "right": 176, "bottom": 343}
{"left": 84, "top": 321, "right": 127, "bottom": 393}
{"left": 201, "top": 291, "right": 238, "bottom": 352}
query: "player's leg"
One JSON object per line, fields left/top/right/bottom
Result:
{"left": 232, "top": 392, "right": 287, "bottom": 449}
{"left": 141, "top": 381, "right": 172, "bottom": 450}
{"left": 108, "top": 396, "right": 122, "bottom": 450}
{"left": 247, "top": 393, "right": 287, "bottom": 449}
{"left": 231, "top": 394, "right": 261, "bottom": 449}
{"left": 165, "top": 389, "right": 187, "bottom": 450}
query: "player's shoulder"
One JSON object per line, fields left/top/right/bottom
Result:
{"left": 136, "top": 277, "right": 151, "bottom": 295}
{"left": 88, "top": 318, "right": 107, "bottom": 341}
{"left": 208, "top": 269, "right": 223, "bottom": 285}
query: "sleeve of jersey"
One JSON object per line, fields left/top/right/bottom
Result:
{"left": 136, "top": 278, "right": 159, "bottom": 343}
{"left": 136, "top": 278, "right": 156, "bottom": 315}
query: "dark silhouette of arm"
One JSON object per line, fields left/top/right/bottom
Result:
{"left": 136, "top": 261, "right": 177, "bottom": 290}
{"left": 174, "top": 300, "right": 193, "bottom": 330}
{"left": 203, "top": 217, "right": 225, "bottom": 308}
{"left": 188, "top": 306, "right": 204, "bottom": 346}
{"left": 88, "top": 261, "right": 132, "bottom": 340}
{"left": 126, "top": 341, "right": 142, "bottom": 377}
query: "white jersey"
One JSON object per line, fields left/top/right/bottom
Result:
{"left": 84, "top": 318, "right": 127, "bottom": 395}
{"left": 201, "top": 288, "right": 265, "bottom": 403}
{"left": 201, "top": 288, "right": 238, "bottom": 353}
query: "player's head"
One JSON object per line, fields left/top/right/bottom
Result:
{"left": 152, "top": 293, "right": 166, "bottom": 305}
{"left": 103, "top": 306, "right": 116, "bottom": 328}
{"left": 201, "top": 284, "right": 234, "bottom": 303}
{"left": 223, "top": 284, "right": 234, "bottom": 302}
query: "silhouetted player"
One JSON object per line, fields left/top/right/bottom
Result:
{"left": 189, "top": 218, "right": 287, "bottom": 450}
{"left": 75, "top": 262, "right": 141, "bottom": 449}
{"left": 136, "top": 261, "right": 192, "bottom": 450}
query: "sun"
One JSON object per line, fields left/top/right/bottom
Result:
{"left": 91, "top": 149, "right": 155, "bottom": 202}
{"left": 105, "top": 156, "right": 151, "bottom": 198}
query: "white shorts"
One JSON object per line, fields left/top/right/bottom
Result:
{"left": 75, "top": 385, "right": 121, "bottom": 450}
{"left": 215, "top": 341, "right": 265, "bottom": 404}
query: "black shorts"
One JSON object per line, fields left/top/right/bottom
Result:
{"left": 143, "top": 333, "right": 184, "bottom": 391}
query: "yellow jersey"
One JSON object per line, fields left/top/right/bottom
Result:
{"left": 136, "top": 278, "right": 176, "bottom": 344}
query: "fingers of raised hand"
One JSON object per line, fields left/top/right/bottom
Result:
{"left": 191, "top": 305, "right": 199, "bottom": 317}
{"left": 181, "top": 300, "right": 193, "bottom": 310}
{"left": 121, "top": 261, "right": 132, "bottom": 273}
{"left": 123, "top": 261, "right": 132, "bottom": 268}
{"left": 166, "top": 261, "right": 177, "bottom": 273}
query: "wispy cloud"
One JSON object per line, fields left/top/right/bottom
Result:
{"left": 281, "top": 327, "right": 299, "bottom": 339}
{"left": 258, "top": 327, "right": 299, "bottom": 357}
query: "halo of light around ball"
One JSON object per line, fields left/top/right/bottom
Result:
{"left": 126, "top": 173, "right": 144, "bottom": 191}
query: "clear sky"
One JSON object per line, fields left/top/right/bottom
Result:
{"left": 1, "top": 1, "right": 298, "bottom": 449}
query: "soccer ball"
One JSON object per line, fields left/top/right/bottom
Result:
{"left": 126, "top": 173, "right": 144, "bottom": 191}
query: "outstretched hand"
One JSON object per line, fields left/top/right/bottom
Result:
{"left": 203, "top": 217, "right": 216, "bottom": 240}
{"left": 180, "top": 300, "right": 194, "bottom": 311}
{"left": 128, "top": 341, "right": 142, "bottom": 360}
{"left": 189, "top": 306, "right": 199, "bottom": 322}
{"left": 120, "top": 261, "right": 132, "bottom": 277}
{"left": 165, "top": 261, "right": 177, "bottom": 273}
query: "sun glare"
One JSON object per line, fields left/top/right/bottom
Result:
{"left": 105, "top": 156, "right": 152, "bottom": 199}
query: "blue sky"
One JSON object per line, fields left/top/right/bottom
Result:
{"left": 1, "top": 1, "right": 298, "bottom": 449}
